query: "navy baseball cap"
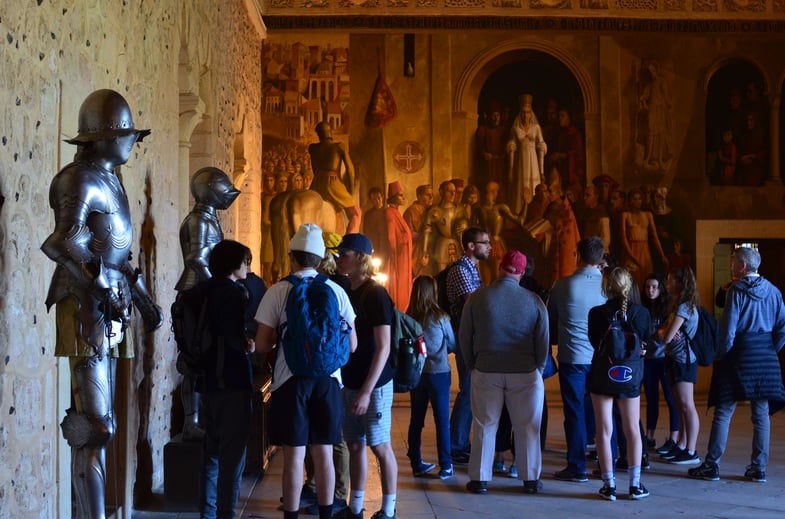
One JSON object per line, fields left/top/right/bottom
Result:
{"left": 337, "top": 233, "right": 373, "bottom": 255}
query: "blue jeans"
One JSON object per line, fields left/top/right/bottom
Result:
{"left": 559, "top": 362, "right": 591, "bottom": 473}
{"left": 450, "top": 351, "right": 472, "bottom": 455}
{"left": 643, "top": 357, "right": 679, "bottom": 433}
{"left": 408, "top": 372, "right": 452, "bottom": 468}
{"left": 706, "top": 399, "right": 770, "bottom": 470}
{"left": 201, "top": 388, "right": 252, "bottom": 519}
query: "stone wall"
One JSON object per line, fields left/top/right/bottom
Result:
{"left": 0, "top": 1, "right": 263, "bottom": 516}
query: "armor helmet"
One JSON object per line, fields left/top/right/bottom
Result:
{"left": 66, "top": 89, "right": 151, "bottom": 145}
{"left": 191, "top": 167, "right": 240, "bottom": 210}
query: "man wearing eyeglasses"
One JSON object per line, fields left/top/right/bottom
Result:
{"left": 447, "top": 226, "right": 492, "bottom": 465}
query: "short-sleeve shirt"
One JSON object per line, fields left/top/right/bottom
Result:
{"left": 666, "top": 302, "right": 698, "bottom": 364}
{"left": 255, "top": 268, "right": 356, "bottom": 391}
{"left": 342, "top": 280, "right": 395, "bottom": 390}
{"left": 446, "top": 255, "right": 481, "bottom": 323}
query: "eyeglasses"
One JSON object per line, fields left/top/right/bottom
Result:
{"left": 473, "top": 240, "right": 491, "bottom": 245}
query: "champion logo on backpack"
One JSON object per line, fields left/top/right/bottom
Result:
{"left": 279, "top": 274, "right": 351, "bottom": 377}
{"left": 590, "top": 310, "right": 644, "bottom": 395}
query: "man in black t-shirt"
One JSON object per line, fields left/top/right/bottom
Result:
{"left": 335, "top": 233, "right": 398, "bottom": 519}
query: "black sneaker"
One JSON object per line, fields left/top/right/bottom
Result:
{"left": 523, "top": 479, "right": 543, "bottom": 494}
{"left": 629, "top": 484, "right": 650, "bottom": 500}
{"left": 554, "top": 467, "right": 589, "bottom": 482}
{"left": 744, "top": 466, "right": 767, "bottom": 483}
{"left": 656, "top": 439, "right": 677, "bottom": 455}
{"left": 599, "top": 484, "right": 616, "bottom": 501}
{"left": 642, "top": 453, "right": 651, "bottom": 470}
{"left": 646, "top": 438, "right": 657, "bottom": 450}
{"left": 466, "top": 480, "right": 488, "bottom": 494}
{"left": 412, "top": 462, "right": 436, "bottom": 477}
{"left": 306, "top": 499, "right": 347, "bottom": 516}
{"left": 659, "top": 445, "right": 683, "bottom": 461}
{"left": 451, "top": 451, "right": 470, "bottom": 465}
{"left": 688, "top": 461, "right": 720, "bottom": 481}
{"left": 669, "top": 450, "right": 701, "bottom": 465}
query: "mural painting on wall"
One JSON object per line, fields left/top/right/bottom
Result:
{"left": 465, "top": 52, "right": 690, "bottom": 290}
{"left": 705, "top": 61, "right": 769, "bottom": 187}
{"left": 262, "top": 35, "right": 357, "bottom": 283}
{"left": 633, "top": 59, "right": 675, "bottom": 178}
{"left": 468, "top": 54, "right": 590, "bottom": 288}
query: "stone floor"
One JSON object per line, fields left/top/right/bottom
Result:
{"left": 133, "top": 392, "right": 785, "bottom": 519}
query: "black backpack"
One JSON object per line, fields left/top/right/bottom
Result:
{"left": 171, "top": 281, "right": 223, "bottom": 386}
{"left": 589, "top": 310, "right": 644, "bottom": 395}
{"left": 389, "top": 308, "right": 426, "bottom": 392}
{"left": 434, "top": 261, "right": 459, "bottom": 315}
{"left": 358, "top": 282, "right": 426, "bottom": 392}
{"left": 684, "top": 306, "right": 720, "bottom": 366}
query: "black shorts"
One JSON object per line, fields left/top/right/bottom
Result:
{"left": 665, "top": 357, "right": 698, "bottom": 385}
{"left": 269, "top": 376, "right": 344, "bottom": 447}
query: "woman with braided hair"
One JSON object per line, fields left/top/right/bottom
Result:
{"left": 587, "top": 267, "right": 651, "bottom": 501}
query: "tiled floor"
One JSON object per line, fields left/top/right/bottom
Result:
{"left": 134, "top": 391, "right": 785, "bottom": 519}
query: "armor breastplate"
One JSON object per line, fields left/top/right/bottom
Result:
{"left": 433, "top": 205, "right": 456, "bottom": 237}
{"left": 175, "top": 208, "right": 223, "bottom": 291}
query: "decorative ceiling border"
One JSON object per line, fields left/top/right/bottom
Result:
{"left": 262, "top": 15, "right": 785, "bottom": 32}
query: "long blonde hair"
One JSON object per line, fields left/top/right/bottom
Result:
{"left": 603, "top": 267, "right": 633, "bottom": 314}
{"left": 406, "top": 276, "right": 447, "bottom": 326}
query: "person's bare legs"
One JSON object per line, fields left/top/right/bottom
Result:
{"left": 282, "top": 445, "right": 306, "bottom": 512}
{"left": 310, "top": 444, "right": 335, "bottom": 507}
{"left": 617, "top": 397, "right": 642, "bottom": 468}
{"left": 590, "top": 393, "right": 614, "bottom": 478}
{"left": 347, "top": 441, "right": 368, "bottom": 493}
{"left": 673, "top": 381, "right": 699, "bottom": 452}
{"left": 370, "top": 441, "right": 398, "bottom": 495}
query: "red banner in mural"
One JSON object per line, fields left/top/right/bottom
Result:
{"left": 365, "top": 49, "right": 397, "bottom": 128}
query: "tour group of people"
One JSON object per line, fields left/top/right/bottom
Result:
{"left": 196, "top": 217, "right": 785, "bottom": 519}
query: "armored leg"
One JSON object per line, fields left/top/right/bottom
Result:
{"left": 177, "top": 355, "right": 205, "bottom": 441}
{"left": 61, "top": 355, "right": 116, "bottom": 519}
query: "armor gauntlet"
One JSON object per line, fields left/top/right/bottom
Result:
{"left": 128, "top": 268, "right": 164, "bottom": 332}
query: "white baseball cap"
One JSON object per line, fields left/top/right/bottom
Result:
{"left": 289, "top": 223, "right": 326, "bottom": 258}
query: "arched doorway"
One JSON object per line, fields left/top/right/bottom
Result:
{"left": 472, "top": 51, "right": 586, "bottom": 206}
{"left": 452, "top": 38, "right": 597, "bottom": 209}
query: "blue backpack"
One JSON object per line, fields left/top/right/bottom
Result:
{"left": 279, "top": 274, "right": 350, "bottom": 377}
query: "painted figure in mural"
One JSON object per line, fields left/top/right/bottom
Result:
{"left": 638, "top": 60, "right": 673, "bottom": 172}
{"left": 308, "top": 121, "right": 361, "bottom": 233}
{"left": 717, "top": 129, "right": 738, "bottom": 186}
{"left": 737, "top": 112, "right": 767, "bottom": 186}
{"left": 577, "top": 185, "right": 610, "bottom": 253}
{"left": 452, "top": 184, "right": 479, "bottom": 245}
{"left": 175, "top": 166, "right": 241, "bottom": 441}
{"left": 378, "top": 182, "right": 413, "bottom": 310}
{"left": 41, "top": 89, "right": 163, "bottom": 519}
{"left": 607, "top": 188, "right": 627, "bottom": 263}
{"left": 621, "top": 188, "right": 668, "bottom": 291}
{"left": 361, "top": 186, "right": 385, "bottom": 231}
{"left": 475, "top": 104, "right": 508, "bottom": 187}
{"left": 474, "top": 181, "right": 513, "bottom": 284}
{"left": 551, "top": 107, "right": 586, "bottom": 195}
{"left": 422, "top": 180, "right": 460, "bottom": 273}
{"left": 651, "top": 185, "right": 677, "bottom": 273}
{"left": 260, "top": 172, "right": 277, "bottom": 285}
{"left": 545, "top": 188, "right": 581, "bottom": 288}
{"left": 541, "top": 98, "right": 561, "bottom": 160}
{"left": 404, "top": 184, "right": 435, "bottom": 277}
{"left": 507, "top": 94, "right": 547, "bottom": 214}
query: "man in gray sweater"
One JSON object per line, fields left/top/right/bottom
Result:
{"left": 460, "top": 250, "right": 550, "bottom": 495}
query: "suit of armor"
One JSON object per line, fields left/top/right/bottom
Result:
{"left": 175, "top": 167, "right": 240, "bottom": 439}
{"left": 41, "top": 89, "right": 162, "bottom": 519}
